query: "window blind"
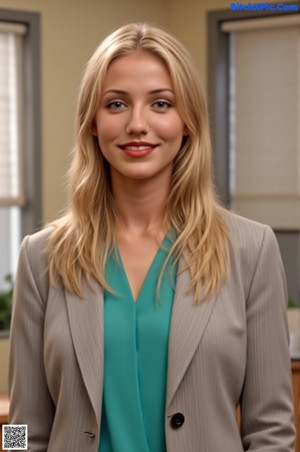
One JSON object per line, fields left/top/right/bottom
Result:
{"left": 222, "top": 17, "right": 300, "bottom": 228}
{"left": 0, "top": 22, "right": 26, "bottom": 206}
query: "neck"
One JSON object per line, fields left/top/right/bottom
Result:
{"left": 111, "top": 172, "right": 171, "bottom": 238}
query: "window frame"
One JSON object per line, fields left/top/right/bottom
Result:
{"left": 207, "top": 3, "right": 300, "bottom": 307}
{"left": 207, "top": 3, "right": 300, "bottom": 206}
{"left": 0, "top": 8, "right": 42, "bottom": 237}
{"left": 0, "top": 8, "right": 41, "bottom": 338}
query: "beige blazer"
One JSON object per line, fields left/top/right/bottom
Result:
{"left": 9, "top": 213, "right": 295, "bottom": 451}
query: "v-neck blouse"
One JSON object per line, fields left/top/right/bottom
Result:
{"left": 98, "top": 233, "right": 177, "bottom": 452}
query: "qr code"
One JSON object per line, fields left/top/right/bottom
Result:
{"left": 2, "top": 425, "right": 28, "bottom": 450}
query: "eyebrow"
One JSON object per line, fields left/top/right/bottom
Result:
{"left": 102, "top": 88, "right": 175, "bottom": 96}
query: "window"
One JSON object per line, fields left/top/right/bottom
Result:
{"left": 207, "top": 4, "right": 300, "bottom": 208}
{"left": 223, "top": 15, "right": 300, "bottom": 229}
{"left": 207, "top": 4, "right": 300, "bottom": 303}
{"left": 0, "top": 22, "right": 25, "bottom": 291}
{"left": 0, "top": 9, "right": 41, "bottom": 335}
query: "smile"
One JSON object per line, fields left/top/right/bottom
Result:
{"left": 123, "top": 146, "right": 154, "bottom": 151}
{"left": 119, "top": 142, "right": 158, "bottom": 157}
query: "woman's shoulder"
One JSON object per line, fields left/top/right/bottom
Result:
{"left": 22, "top": 214, "right": 70, "bottom": 258}
{"left": 221, "top": 210, "right": 277, "bottom": 256}
{"left": 18, "top": 226, "right": 57, "bottom": 283}
{"left": 219, "top": 212, "right": 282, "bottom": 294}
{"left": 222, "top": 210, "right": 268, "bottom": 234}
{"left": 21, "top": 225, "right": 54, "bottom": 257}
{"left": 15, "top": 226, "right": 55, "bottom": 301}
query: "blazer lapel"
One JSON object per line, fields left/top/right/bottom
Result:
{"left": 65, "top": 279, "right": 104, "bottom": 426}
{"left": 64, "top": 259, "right": 218, "bottom": 420}
{"left": 166, "top": 257, "right": 218, "bottom": 406}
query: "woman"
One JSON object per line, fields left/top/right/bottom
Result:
{"left": 9, "top": 23, "right": 295, "bottom": 451}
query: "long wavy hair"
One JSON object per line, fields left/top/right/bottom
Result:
{"left": 47, "top": 22, "right": 229, "bottom": 301}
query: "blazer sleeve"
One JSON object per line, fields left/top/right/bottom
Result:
{"left": 8, "top": 235, "right": 55, "bottom": 451}
{"left": 240, "top": 225, "right": 295, "bottom": 451}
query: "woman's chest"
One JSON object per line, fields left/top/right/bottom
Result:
{"left": 117, "top": 234, "right": 166, "bottom": 301}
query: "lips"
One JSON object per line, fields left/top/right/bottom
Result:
{"left": 119, "top": 141, "right": 158, "bottom": 151}
{"left": 118, "top": 141, "right": 158, "bottom": 157}
{"left": 122, "top": 145, "right": 154, "bottom": 151}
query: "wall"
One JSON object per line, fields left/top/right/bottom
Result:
{"left": 167, "top": 0, "right": 230, "bottom": 88}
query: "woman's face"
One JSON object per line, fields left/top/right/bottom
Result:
{"left": 92, "top": 50, "right": 187, "bottom": 186}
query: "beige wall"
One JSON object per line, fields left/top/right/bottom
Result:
{"left": 168, "top": 0, "right": 229, "bottom": 87}
{"left": 0, "top": 0, "right": 229, "bottom": 394}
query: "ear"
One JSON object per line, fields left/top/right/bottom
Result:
{"left": 183, "top": 125, "right": 189, "bottom": 136}
{"left": 91, "top": 121, "right": 98, "bottom": 136}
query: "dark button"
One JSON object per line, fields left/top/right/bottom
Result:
{"left": 84, "top": 430, "right": 95, "bottom": 439}
{"left": 171, "top": 412, "right": 185, "bottom": 429}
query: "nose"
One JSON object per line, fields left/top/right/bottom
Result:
{"left": 126, "top": 105, "right": 149, "bottom": 135}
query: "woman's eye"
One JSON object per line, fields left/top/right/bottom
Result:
{"left": 153, "top": 100, "right": 171, "bottom": 110}
{"left": 107, "top": 101, "right": 126, "bottom": 110}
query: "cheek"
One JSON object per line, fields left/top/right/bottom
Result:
{"left": 95, "top": 115, "right": 121, "bottom": 143}
{"left": 155, "top": 115, "right": 185, "bottom": 141}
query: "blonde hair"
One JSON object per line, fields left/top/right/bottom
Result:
{"left": 48, "top": 22, "right": 229, "bottom": 301}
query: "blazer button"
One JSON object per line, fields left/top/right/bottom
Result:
{"left": 171, "top": 412, "right": 185, "bottom": 429}
{"left": 84, "top": 430, "right": 95, "bottom": 439}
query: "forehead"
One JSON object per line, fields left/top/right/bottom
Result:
{"left": 102, "top": 50, "right": 174, "bottom": 92}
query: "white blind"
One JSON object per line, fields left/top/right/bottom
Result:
{"left": 223, "top": 17, "right": 300, "bottom": 228}
{"left": 0, "top": 22, "right": 26, "bottom": 206}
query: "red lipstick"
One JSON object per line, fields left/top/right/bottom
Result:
{"left": 119, "top": 141, "right": 157, "bottom": 157}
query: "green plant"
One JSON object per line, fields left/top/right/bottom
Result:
{"left": 288, "top": 296, "right": 299, "bottom": 309}
{"left": 0, "top": 274, "right": 14, "bottom": 331}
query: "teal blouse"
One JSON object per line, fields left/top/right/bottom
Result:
{"left": 99, "top": 233, "right": 177, "bottom": 452}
